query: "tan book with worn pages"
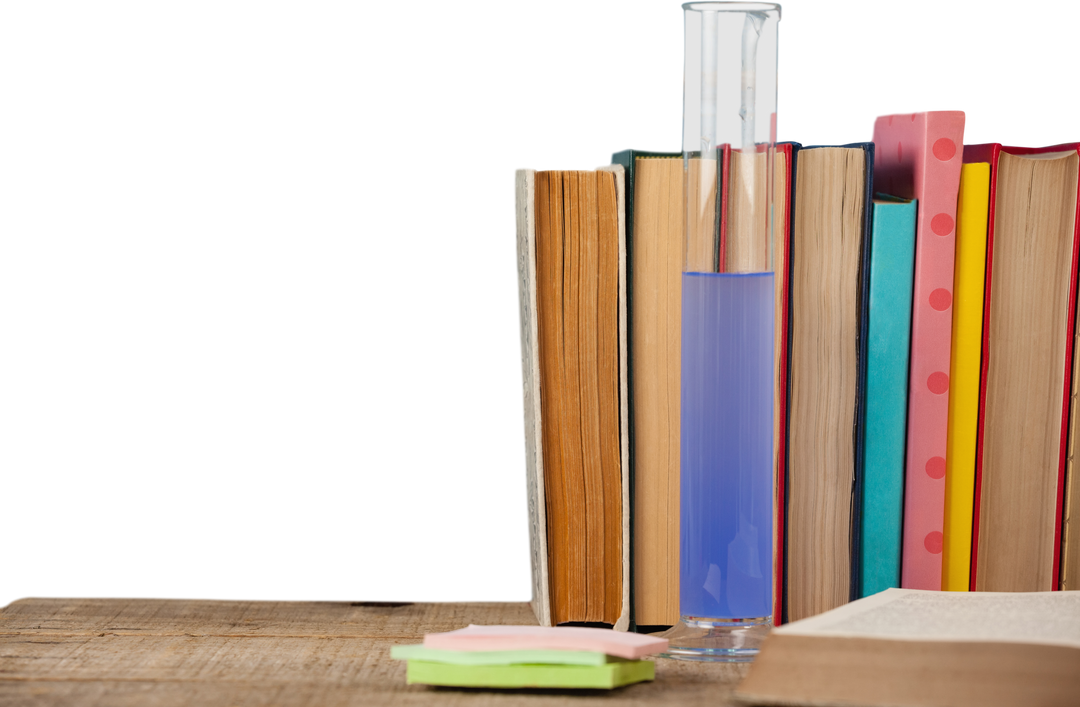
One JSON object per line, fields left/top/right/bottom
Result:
{"left": 515, "top": 166, "right": 630, "bottom": 629}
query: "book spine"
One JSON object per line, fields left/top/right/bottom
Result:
{"left": 610, "top": 151, "right": 639, "bottom": 629}
{"left": 780, "top": 142, "right": 801, "bottom": 625}
{"left": 774, "top": 143, "right": 795, "bottom": 624}
{"left": 515, "top": 169, "right": 551, "bottom": 626}
{"left": 968, "top": 144, "right": 1001, "bottom": 591}
{"left": 851, "top": 142, "right": 877, "bottom": 601}
{"left": 1053, "top": 152, "right": 1080, "bottom": 588}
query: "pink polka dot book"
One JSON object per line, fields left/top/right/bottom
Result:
{"left": 872, "top": 112, "right": 966, "bottom": 594}
{"left": 961, "top": 142, "right": 1080, "bottom": 594}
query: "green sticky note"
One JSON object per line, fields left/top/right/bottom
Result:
{"left": 404, "top": 659, "right": 655, "bottom": 689}
{"left": 390, "top": 644, "right": 612, "bottom": 666}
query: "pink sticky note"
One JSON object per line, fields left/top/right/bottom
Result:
{"left": 423, "top": 625, "right": 668, "bottom": 660}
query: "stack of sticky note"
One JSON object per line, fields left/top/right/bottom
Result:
{"left": 391, "top": 625, "right": 668, "bottom": 689}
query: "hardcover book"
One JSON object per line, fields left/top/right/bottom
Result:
{"left": 514, "top": 166, "right": 630, "bottom": 628}
{"left": 784, "top": 143, "right": 873, "bottom": 621}
{"left": 610, "top": 150, "right": 683, "bottom": 629}
{"left": 859, "top": 195, "right": 917, "bottom": 598}
{"left": 962, "top": 143, "right": 1080, "bottom": 592}
{"left": 942, "top": 162, "right": 991, "bottom": 591}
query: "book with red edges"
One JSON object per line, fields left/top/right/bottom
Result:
{"left": 723, "top": 142, "right": 797, "bottom": 624}
{"left": 962, "top": 142, "right": 1080, "bottom": 592}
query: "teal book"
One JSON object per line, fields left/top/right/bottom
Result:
{"left": 858, "top": 196, "right": 917, "bottom": 598}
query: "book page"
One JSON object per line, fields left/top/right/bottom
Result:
{"left": 775, "top": 588, "right": 1080, "bottom": 648}
{"left": 628, "top": 157, "right": 682, "bottom": 626}
{"left": 598, "top": 162, "right": 630, "bottom": 632}
{"left": 786, "top": 147, "right": 866, "bottom": 620}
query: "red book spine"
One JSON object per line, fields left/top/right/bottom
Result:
{"left": 962, "top": 142, "right": 1000, "bottom": 591}
{"left": 1049, "top": 144, "right": 1080, "bottom": 588}
{"left": 774, "top": 143, "right": 793, "bottom": 624}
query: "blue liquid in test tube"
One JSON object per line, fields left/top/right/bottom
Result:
{"left": 680, "top": 271, "right": 774, "bottom": 620}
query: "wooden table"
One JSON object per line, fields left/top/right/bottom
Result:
{"left": 0, "top": 599, "right": 749, "bottom": 706}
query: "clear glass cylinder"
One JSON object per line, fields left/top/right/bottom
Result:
{"left": 662, "top": 1, "right": 780, "bottom": 662}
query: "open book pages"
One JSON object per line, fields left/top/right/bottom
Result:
{"left": 775, "top": 587, "right": 1080, "bottom": 648}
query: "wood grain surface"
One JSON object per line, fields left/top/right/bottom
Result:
{"left": 0, "top": 599, "right": 747, "bottom": 706}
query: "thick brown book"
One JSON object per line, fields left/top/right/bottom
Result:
{"left": 784, "top": 144, "right": 874, "bottom": 622}
{"left": 514, "top": 167, "right": 630, "bottom": 629}
{"left": 735, "top": 588, "right": 1080, "bottom": 707}
{"left": 963, "top": 144, "right": 1080, "bottom": 592}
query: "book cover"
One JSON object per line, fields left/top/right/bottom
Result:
{"left": 514, "top": 169, "right": 549, "bottom": 626}
{"left": 963, "top": 143, "right": 1080, "bottom": 592}
{"left": 771, "top": 141, "right": 796, "bottom": 625}
{"left": 942, "top": 162, "right": 991, "bottom": 592}
{"left": 859, "top": 196, "right": 917, "bottom": 598}
{"left": 872, "top": 111, "right": 966, "bottom": 591}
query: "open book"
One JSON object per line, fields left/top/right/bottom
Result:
{"left": 736, "top": 588, "right": 1080, "bottom": 706}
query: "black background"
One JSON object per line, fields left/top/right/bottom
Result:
{"left": 4, "top": 2, "right": 1071, "bottom": 604}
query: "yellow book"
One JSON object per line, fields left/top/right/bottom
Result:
{"left": 942, "top": 162, "right": 991, "bottom": 591}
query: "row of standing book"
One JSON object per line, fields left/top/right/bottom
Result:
{"left": 514, "top": 111, "right": 1080, "bottom": 630}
